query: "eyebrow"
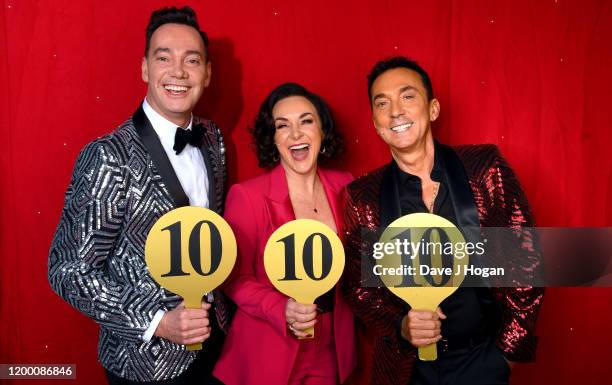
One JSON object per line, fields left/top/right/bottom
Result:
{"left": 398, "top": 85, "right": 418, "bottom": 94}
{"left": 152, "top": 47, "right": 203, "bottom": 58}
{"left": 152, "top": 47, "right": 170, "bottom": 56}
{"left": 274, "top": 112, "right": 314, "bottom": 122}
{"left": 372, "top": 85, "right": 418, "bottom": 102}
{"left": 185, "top": 50, "right": 204, "bottom": 57}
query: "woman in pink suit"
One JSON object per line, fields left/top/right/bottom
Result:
{"left": 214, "top": 83, "right": 356, "bottom": 385}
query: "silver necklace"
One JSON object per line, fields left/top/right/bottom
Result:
{"left": 428, "top": 182, "right": 440, "bottom": 213}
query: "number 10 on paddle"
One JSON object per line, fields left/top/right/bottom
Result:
{"left": 264, "top": 219, "right": 345, "bottom": 339}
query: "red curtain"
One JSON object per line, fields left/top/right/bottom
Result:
{"left": 1, "top": 0, "right": 611, "bottom": 383}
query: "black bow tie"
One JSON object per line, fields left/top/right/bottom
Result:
{"left": 173, "top": 123, "right": 204, "bottom": 155}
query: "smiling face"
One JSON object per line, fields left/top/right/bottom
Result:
{"left": 370, "top": 67, "right": 440, "bottom": 154}
{"left": 273, "top": 96, "right": 323, "bottom": 176}
{"left": 141, "top": 23, "right": 211, "bottom": 126}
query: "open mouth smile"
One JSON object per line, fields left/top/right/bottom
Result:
{"left": 288, "top": 143, "right": 310, "bottom": 161}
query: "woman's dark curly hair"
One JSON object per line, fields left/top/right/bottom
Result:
{"left": 251, "top": 82, "right": 344, "bottom": 168}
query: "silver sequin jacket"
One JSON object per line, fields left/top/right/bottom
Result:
{"left": 48, "top": 106, "right": 227, "bottom": 381}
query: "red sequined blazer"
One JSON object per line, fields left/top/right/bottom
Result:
{"left": 342, "top": 143, "right": 544, "bottom": 385}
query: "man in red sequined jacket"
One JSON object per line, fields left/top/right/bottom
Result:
{"left": 342, "top": 57, "right": 544, "bottom": 385}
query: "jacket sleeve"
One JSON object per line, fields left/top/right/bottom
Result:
{"left": 341, "top": 185, "right": 414, "bottom": 352}
{"left": 221, "top": 184, "right": 289, "bottom": 337}
{"left": 48, "top": 139, "right": 165, "bottom": 343}
{"left": 486, "top": 146, "right": 545, "bottom": 362}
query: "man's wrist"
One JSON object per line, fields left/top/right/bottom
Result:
{"left": 396, "top": 314, "right": 415, "bottom": 350}
{"left": 143, "top": 310, "right": 165, "bottom": 342}
{"left": 399, "top": 315, "right": 409, "bottom": 341}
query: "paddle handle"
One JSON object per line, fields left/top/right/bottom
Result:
{"left": 184, "top": 297, "right": 206, "bottom": 351}
{"left": 291, "top": 297, "right": 316, "bottom": 339}
{"left": 418, "top": 343, "right": 437, "bottom": 361}
{"left": 408, "top": 303, "right": 442, "bottom": 361}
{"left": 297, "top": 325, "right": 315, "bottom": 339}
{"left": 186, "top": 342, "right": 203, "bottom": 351}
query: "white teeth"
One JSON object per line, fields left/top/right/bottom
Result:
{"left": 391, "top": 122, "right": 414, "bottom": 132}
{"left": 164, "top": 85, "right": 188, "bottom": 92}
{"left": 289, "top": 144, "right": 309, "bottom": 150}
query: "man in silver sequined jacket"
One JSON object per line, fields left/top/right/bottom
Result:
{"left": 48, "top": 6, "right": 230, "bottom": 384}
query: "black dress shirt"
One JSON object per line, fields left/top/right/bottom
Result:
{"left": 391, "top": 149, "right": 493, "bottom": 341}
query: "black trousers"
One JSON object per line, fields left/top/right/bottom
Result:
{"left": 410, "top": 338, "right": 511, "bottom": 385}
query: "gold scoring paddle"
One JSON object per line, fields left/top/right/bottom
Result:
{"left": 145, "top": 206, "right": 237, "bottom": 350}
{"left": 263, "top": 219, "right": 345, "bottom": 339}
{"left": 376, "top": 213, "right": 469, "bottom": 360}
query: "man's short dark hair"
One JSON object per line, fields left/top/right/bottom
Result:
{"left": 367, "top": 56, "right": 434, "bottom": 103}
{"left": 145, "top": 6, "right": 209, "bottom": 61}
{"left": 252, "top": 82, "right": 344, "bottom": 169}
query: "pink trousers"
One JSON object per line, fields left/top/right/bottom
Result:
{"left": 287, "top": 312, "right": 339, "bottom": 385}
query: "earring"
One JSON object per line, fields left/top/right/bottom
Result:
{"left": 320, "top": 146, "right": 327, "bottom": 155}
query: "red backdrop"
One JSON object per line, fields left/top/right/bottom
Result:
{"left": 1, "top": 0, "right": 612, "bottom": 384}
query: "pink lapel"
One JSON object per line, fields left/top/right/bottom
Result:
{"left": 264, "top": 165, "right": 295, "bottom": 230}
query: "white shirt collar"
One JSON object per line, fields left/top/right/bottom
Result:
{"left": 142, "top": 98, "right": 193, "bottom": 148}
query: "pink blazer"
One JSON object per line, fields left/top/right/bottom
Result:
{"left": 214, "top": 165, "right": 356, "bottom": 385}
